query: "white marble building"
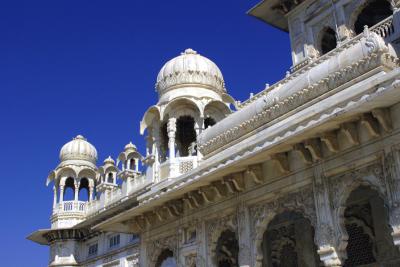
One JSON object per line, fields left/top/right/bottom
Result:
{"left": 29, "top": 0, "right": 400, "bottom": 266}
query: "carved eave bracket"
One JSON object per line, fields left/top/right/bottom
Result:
{"left": 271, "top": 152, "right": 290, "bottom": 174}
{"left": 341, "top": 122, "right": 359, "bottom": 145}
{"left": 361, "top": 113, "right": 380, "bottom": 138}
{"left": 304, "top": 139, "right": 323, "bottom": 162}
{"left": 321, "top": 131, "right": 340, "bottom": 153}
{"left": 372, "top": 108, "right": 392, "bottom": 132}
{"left": 294, "top": 143, "right": 313, "bottom": 165}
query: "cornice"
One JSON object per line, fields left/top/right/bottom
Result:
{"left": 198, "top": 51, "right": 399, "bottom": 156}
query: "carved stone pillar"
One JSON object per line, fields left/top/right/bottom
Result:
{"left": 53, "top": 186, "right": 57, "bottom": 210}
{"left": 237, "top": 203, "right": 252, "bottom": 267}
{"left": 196, "top": 221, "right": 207, "bottom": 267}
{"left": 167, "top": 117, "right": 177, "bottom": 160}
{"left": 146, "top": 128, "right": 153, "bottom": 157}
{"left": 89, "top": 186, "right": 94, "bottom": 202}
{"left": 74, "top": 183, "right": 79, "bottom": 201}
{"left": 59, "top": 185, "right": 64, "bottom": 203}
{"left": 313, "top": 166, "right": 344, "bottom": 266}
{"left": 385, "top": 149, "right": 400, "bottom": 249}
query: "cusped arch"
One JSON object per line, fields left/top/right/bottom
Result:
{"left": 46, "top": 170, "right": 56, "bottom": 186}
{"left": 161, "top": 97, "right": 202, "bottom": 121}
{"left": 99, "top": 165, "right": 118, "bottom": 176}
{"left": 252, "top": 204, "right": 316, "bottom": 267}
{"left": 317, "top": 26, "right": 337, "bottom": 55}
{"left": 204, "top": 100, "right": 231, "bottom": 122}
{"left": 349, "top": 0, "right": 393, "bottom": 35}
{"left": 77, "top": 168, "right": 96, "bottom": 181}
{"left": 117, "top": 151, "right": 142, "bottom": 167}
{"left": 150, "top": 244, "right": 177, "bottom": 267}
{"left": 221, "top": 93, "right": 236, "bottom": 106}
{"left": 207, "top": 216, "right": 237, "bottom": 266}
{"left": 57, "top": 167, "right": 79, "bottom": 184}
{"left": 141, "top": 105, "right": 161, "bottom": 135}
{"left": 334, "top": 170, "right": 388, "bottom": 253}
{"left": 154, "top": 249, "right": 176, "bottom": 267}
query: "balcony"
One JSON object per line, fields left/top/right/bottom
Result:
{"left": 159, "top": 156, "right": 198, "bottom": 180}
{"left": 51, "top": 201, "right": 88, "bottom": 228}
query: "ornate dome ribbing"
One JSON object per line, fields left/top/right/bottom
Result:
{"left": 156, "top": 48, "right": 226, "bottom": 95}
{"left": 59, "top": 135, "right": 98, "bottom": 164}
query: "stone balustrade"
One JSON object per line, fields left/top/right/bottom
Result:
{"left": 53, "top": 201, "right": 87, "bottom": 214}
{"left": 159, "top": 156, "right": 198, "bottom": 180}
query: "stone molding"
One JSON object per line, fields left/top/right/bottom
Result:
{"left": 199, "top": 48, "right": 398, "bottom": 155}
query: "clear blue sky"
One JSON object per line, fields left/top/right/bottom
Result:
{"left": 0, "top": 1, "right": 291, "bottom": 266}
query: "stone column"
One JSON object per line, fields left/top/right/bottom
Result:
{"left": 196, "top": 117, "right": 204, "bottom": 135}
{"left": 135, "top": 159, "right": 139, "bottom": 172}
{"left": 237, "top": 203, "right": 252, "bottom": 267}
{"left": 152, "top": 124, "right": 160, "bottom": 162}
{"left": 89, "top": 186, "right": 94, "bottom": 202}
{"left": 74, "top": 183, "right": 79, "bottom": 201}
{"left": 146, "top": 128, "right": 153, "bottom": 156}
{"left": 152, "top": 125, "right": 161, "bottom": 182}
{"left": 196, "top": 221, "right": 207, "bottom": 267}
{"left": 167, "top": 117, "right": 177, "bottom": 160}
{"left": 385, "top": 149, "right": 400, "bottom": 249}
{"left": 59, "top": 185, "right": 64, "bottom": 203}
{"left": 313, "top": 166, "right": 344, "bottom": 266}
{"left": 53, "top": 186, "right": 58, "bottom": 210}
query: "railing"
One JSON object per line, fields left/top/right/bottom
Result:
{"left": 239, "top": 15, "right": 395, "bottom": 109}
{"left": 158, "top": 156, "right": 198, "bottom": 180}
{"left": 178, "top": 156, "right": 197, "bottom": 174}
{"left": 54, "top": 201, "right": 87, "bottom": 214}
{"left": 371, "top": 16, "right": 394, "bottom": 39}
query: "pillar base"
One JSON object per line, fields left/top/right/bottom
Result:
{"left": 317, "top": 246, "right": 343, "bottom": 267}
{"left": 392, "top": 225, "right": 400, "bottom": 249}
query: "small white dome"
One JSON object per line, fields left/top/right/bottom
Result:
{"left": 103, "top": 156, "right": 115, "bottom": 165}
{"left": 124, "top": 142, "right": 137, "bottom": 151}
{"left": 59, "top": 135, "right": 98, "bottom": 164}
{"left": 156, "top": 48, "right": 226, "bottom": 95}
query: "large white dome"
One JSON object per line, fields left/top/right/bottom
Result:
{"left": 59, "top": 135, "right": 98, "bottom": 164}
{"left": 156, "top": 48, "right": 226, "bottom": 95}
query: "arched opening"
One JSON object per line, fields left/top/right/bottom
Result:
{"left": 176, "top": 116, "right": 196, "bottom": 157}
{"left": 78, "top": 178, "right": 89, "bottom": 201}
{"left": 63, "top": 177, "right": 75, "bottom": 201}
{"left": 343, "top": 186, "right": 400, "bottom": 266}
{"left": 160, "top": 122, "right": 168, "bottom": 162}
{"left": 215, "top": 229, "right": 239, "bottom": 267}
{"left": 155, "top": 249, "right": 177, "bottom": 267}
{"left": 204, "top": 117, "right": 216, "bottom": 129}
{"left": 354, "top": 0, "right": 392, "bottom": 34}
{"left": 107, "top": 173, "right": 114, "bottom": 184}
{"left": 320, "top": 27, "right": 337, "bottom": 54}
{"left": 129, "top": 158, "right": 136, "bottom": 170}
{"left": 261, "top": 211, "right": 321, "bottom": 267}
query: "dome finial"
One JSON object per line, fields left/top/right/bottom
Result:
{"left": 182, "top": 48, "right": 197, "bottom": 55}
{"left": 74, "top": 135, "right": 86, "bottom": 140}
{"left": 124, "top": 141, "right": 137, "bottom": 151}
